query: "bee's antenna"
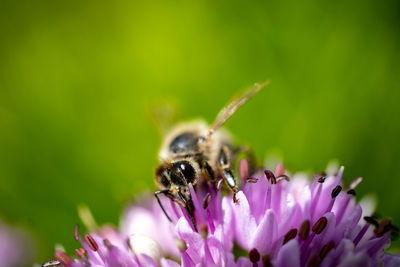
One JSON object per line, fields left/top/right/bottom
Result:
{"left": 154, "top": 190, "right": 172, "bottom": 222}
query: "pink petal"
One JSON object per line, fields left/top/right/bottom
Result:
{"left": 175, "top": 218, "right": 203, "bottom": 263}
{"left": 250, "top": 209, "right": 277, "bottom": 255}
{"left": 160, "top": 258, "right": 180, "bottom": 267}
{"left": 275, "top": 239, "right": 300, "bottom": 267}
{"left": 233, "top": 191, "right": 256, "bottom": 250}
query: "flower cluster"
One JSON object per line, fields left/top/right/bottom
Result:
{"left": 45, "top": 161, "right": 399, "bottom": 267}
{"left": 0, "top": 219, "right": 34, "bottom": 267}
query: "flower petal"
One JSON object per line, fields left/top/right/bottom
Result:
{"left": 275, "top": 239, "right": 300, "bottom": 267}
{"left": 160, "top": 258, "right": 180, "bottom": 267}
{"left": 233, "top": 191, "right": 256, "bottom": 250}
{"left": 250, "top": 209, "right": 277, "bottom": 255}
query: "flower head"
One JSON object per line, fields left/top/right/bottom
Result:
{"left": 47, "top": 161, "right": 399, "bottom": 267}
{"left": 0, "top": 219, "right": 34, "bottom": 267}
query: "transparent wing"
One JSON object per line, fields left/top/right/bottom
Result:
{"left": 201, "top": 79, "right": 270, "bottom": 140}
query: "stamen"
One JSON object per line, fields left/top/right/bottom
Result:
{"left": 283, "top": 228, "right": 298, "bottom": 244}
{"left": 248, "top": 248, "right": 260, "bottom": 263}
{"left": 353, "top": 223, "right": 370, "bottom": 246}
{"left": 206, "top": 208, "right": 216, "bottom": 234}
{"left": 331, "top": 185, "right": 342, "bottom": 198}
{"left": 374, "top": 219, "right": 392, "bottom": 237}
{"left": 299, "top": 220, "right": 311, "bottom": 240}
{"left": 262, "top": 254, "right": 272, "bottom": 267}
{"left": 246, "top": 177, "right": 258, "bottom": 183}
{"left": 54, "top": 250, "right": 71, "bottom": 266}
{"left": 335, "top": 195, "right": 351, "bottom": 224}
{"left": 42, "top": 260, "right": 61, "bottom": 267}
{"left": 74, "top": 225, "right": 80, "bottom": 241}
{"left": 239, "top": 159, "right": 249, "bottom": 180}
{"left": 264, "top": 170, "right": 276, "bottom": 184}
{"left": 176, "top": 238, "right": 188, "bottom": 252}
{"left": 75, "top": 248, "right": 86, "bottom": 258}
{"left": 203, "top": 193, "right": 211, "bottom": 209}
{"left": 274, "top": 163, "right": 285, "bottom": 178}
{"left": 310, "top": 184, "right": 323, "bottom": 220}
{"left": 364, "top": 216, "right": 379, "bottom": 227}
{"left": 317, "top": 176, "right": 326, "bottom": 183}
{"left": 84, "top": 233, "right": 99, "bottom": 251}
{"left": 312, "top": 217, "right": 328, "bottom": 234}
{"left": 320, "top": 240, "right": 335, "bottom": 260}
{"left": 276, "top": 175, "right": 290, "bottom": 182}
{"left": 307, "top": 255, "right": 320, "bottom": 267}
{"left": 349, "top": 176, "right": 363, "bottom": 189}
{"left": 314, "top": 172, "right": 326, "bottom": 180}
{"left": 347, "top": 189, "right": 356, "bottom": 195}
{"left": 103, "top": 239, "right": 113, "bottom": 249}
{"left": 200, "top": 223, "right": 209, "bottom": 239}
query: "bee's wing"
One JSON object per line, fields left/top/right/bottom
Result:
{"left": 202, "top": 80, "right": 270, "bottom": 140}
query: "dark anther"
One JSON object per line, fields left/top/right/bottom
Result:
{"left": 176, "top": 238, "right": 188, "bottom": 252}
{"left": 42, "top": 260, "right": 61, "bottom": 267}
{"left": 84, "top": 233, "right": 99, "bottom": 251}
{"left": 74, "top": 225, "right": 80, "bottom": 241}
{"left": 75, "top": 248, "right": 86, "bottom": 258}
{"left": 347, "top": 189, "right": 356, "bottom": 195}
{"left": 262, "top": 254, "right": 273, "bottom": 267}
{"left": 283, "top": 228, "right": 298, "bottom": 244}
{"left": 312, "top": 217, "right": 328, "bottom": 234}
{"left": 276, "top": 175, "right": 290, "bottom": 182}
{"left": 374, "top": 219, "right": 392, "bottom": 237}
{"left": 318, "top": 177, "right": 326, "bottom": 183}
{"left": 246, "top": 177, "right": 258, "bottom": 183}
{"left": 307, "top": 255, "right": 320, "bottom": 267}
{"left": 364, "top": 216, "right": 379, "bottom": 227}
{"left": 299, "top": 220, "right": 311, "bottom": 240}
{"left": 248, "top": 248, "right": 260, "bottom": 263}
{"left": 320, "top": 240, "right": 335, "bottom": 260}
{"left": 264, "top": 170, "right": 276, "bottom": 184}
{"left": 103, "top": 239, "right": 113, "bottom": 249}
{"left": 203, "top": 193, "right": 211, "bottom": 209}
{"left": 314, "top": 172, "right": 326, "bottom": 179}
{"left": 54, "top": 250, "right": 72, "bottom": 266}
{"left": 200, "top": 223, "right": 209, "bottom": 239}
{"left": 331, "top": 185, "right": 342, "bottom": 198}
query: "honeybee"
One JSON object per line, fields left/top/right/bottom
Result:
{"left": 154, "top": 80, "right": 270, "bottom": 230}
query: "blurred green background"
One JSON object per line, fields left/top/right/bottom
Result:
{"left": 1, "top": 0, "right": 399, "bottom": 264}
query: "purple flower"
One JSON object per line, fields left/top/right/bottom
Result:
{"left": 46, "top": 161, "right": 399, "bottom": 267}
{"left": 0, "top": 219, "right": 34, "bottom": 267}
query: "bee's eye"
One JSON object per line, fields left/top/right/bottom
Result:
{"left": 175, "top": 161, "right": 196, "bottom": 184}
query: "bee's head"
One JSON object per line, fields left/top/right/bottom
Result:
{"left": 155, "top": 160, "right": 198, "bottom": 204}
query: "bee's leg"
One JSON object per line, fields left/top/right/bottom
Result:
{"left": 201, "top": 160, "right": 216, "bottom": 182}
{"left": 154, "top": 190, "right": 172, "bottom": 222}
{"left": 218, "top": 145, "right": 239, "bottom": 203}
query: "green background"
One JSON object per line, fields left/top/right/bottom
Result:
{"left": 0, "top": 0, "right": 399, "bottom": 264}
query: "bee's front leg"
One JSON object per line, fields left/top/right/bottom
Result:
{"left": 218, "top": 145, "right": 238, "bottom": 203}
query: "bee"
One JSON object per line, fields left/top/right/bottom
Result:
{"left": 154, "top": 80, "right": 270, "bottom": 230}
